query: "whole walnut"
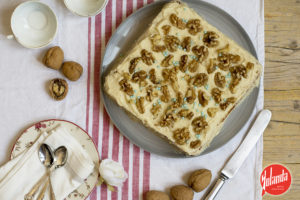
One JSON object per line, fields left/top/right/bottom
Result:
{"left": 188, "top": 169, "right": 212, "bottom": 192}
{"left": 170, "top": 185, "right": 194, "bottom": 200}
{"left": 61, "top": 61, "right": 83, "bottom": 81}
{"left": 145, "top": 190, "right": 170, "bottom": 200}
{"left": 43, "top": 46, "right": 64, "bottom": 70}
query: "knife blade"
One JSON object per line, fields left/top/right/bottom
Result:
{"left": 203, "top": 109, "right": 272, "bottom": 200}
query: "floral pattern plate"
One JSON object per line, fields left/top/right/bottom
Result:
{"left": 10, "top": 119, "right": 100, "bottom": 200}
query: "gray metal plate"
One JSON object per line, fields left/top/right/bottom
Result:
{"left": 100, "top": 0, "right": 259, "bottom": 157}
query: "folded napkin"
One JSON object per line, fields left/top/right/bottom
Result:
{"left": 0, "top": 126, "right": 95, "bottom": 200}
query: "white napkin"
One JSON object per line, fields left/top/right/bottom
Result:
{"left": 0, "top": 126, "right": 95, "bottom": 200}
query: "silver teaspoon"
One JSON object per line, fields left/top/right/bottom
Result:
{"left": 24, "top": 144, "right": 54, "bottom": 200}
{"left": 36, "top": 146, "right": 68, "bottom": 200}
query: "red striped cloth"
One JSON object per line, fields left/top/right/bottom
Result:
{"left": 86, "top": 0, "right": 153, "bottom": 199}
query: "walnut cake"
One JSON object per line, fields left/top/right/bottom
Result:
{"left": 104, "top": 1, "right": 262, "bottom": 156}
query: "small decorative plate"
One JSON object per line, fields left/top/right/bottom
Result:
{"left": 10, "top": 119, "right": 100, "bottom": 200}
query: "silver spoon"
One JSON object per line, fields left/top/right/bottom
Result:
{"left": 24, "top": 144, "right": 54, "bottom": 200}
{"left": 36, "top": 146, "right": 68, "bottom": 200}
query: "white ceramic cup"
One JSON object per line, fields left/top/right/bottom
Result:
{"left": 64, "top": 0, "right": 109, "bottom": 17}
{"left": 8, "top": 1, "right": 58, "bottom": 49}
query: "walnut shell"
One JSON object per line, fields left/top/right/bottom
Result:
{"left": 170, "top": 185, "right": 194, "bottom": 200}
{"left": 43, "top": 46, "right": 64, "bottom": 70}
{"left": 61, "top": 61, "right": 83, "bottom": 81}
{"left": 145, "top": 190, "right": 170, "bottom": 200}
{"left": 49, "top": 78, "right": 68, "bottom": 101}
{"left": 188, "top": 169, "right": 212, "bottom": 192}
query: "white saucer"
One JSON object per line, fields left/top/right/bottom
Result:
{"left": 11, "top": 119, "right": 100, "bottom": 200}
{"left": 11, "top": 1, "right": 57, "bottom": 48}
{"left": 64, "top": 0, "right": 108, "bottom": 17}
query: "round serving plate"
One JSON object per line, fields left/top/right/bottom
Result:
{"left": 100, "top": 0, "right": 259, "bottom": 157}
{"left": 11, "top": 119, "right": 100, "bottom": 200}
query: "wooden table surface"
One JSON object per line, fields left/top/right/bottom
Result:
{"left": 264, "top": 0, "right": 300, "bottom": 199}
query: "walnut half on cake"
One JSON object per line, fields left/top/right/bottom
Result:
{"left": 104, "top": 1, "right": 262, "bottom": 156}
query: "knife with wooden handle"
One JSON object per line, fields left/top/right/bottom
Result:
{"left": 203, "top": 109, "right": 272, "bottom": 200}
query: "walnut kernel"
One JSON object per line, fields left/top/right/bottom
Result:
{"left": 119, "top": 79, "right": 134, "bottom": 96}
{"left": 179, "top": 55, "right": 188, "bottom": 72}
{"left": 173, "top": 128, "right": 190, "bottom": 145}
{"left": 161, "top": 55, "right": 174, "bottom": 67}
{"left": 164, "top": 35, "right": 180, "bottom": 52}
{"left": 149, "top": 68, "right": 157, "bottom": 84}
{"left": 188, "top": 60, "right": 199, "bottom": 73}
{"left": 162, "top": 25, "right": 171, "bottom": 35}
{"left": 141, "top": 49, "right": 155, "bottom": 65}
{"left": 211, "top": 88, "right": 222, "bottom": 103}
{"left": 169, "top": 14, "right": 186, "bottom": 29}
{"left": 136, "top": 97, "right": 145, "bottom": 114}
{"left": 145, "top": 85, "right": 158, "bottom": 102}
{"left": 192, "top": 45, "right": 209, "bottom": 62}
{"left": 207, "top": 107, "right": 218, "bottom": 117}
{"left": 198, "top": 90, "right": 209, "bottom": 107}
{"left": 186, "top": 19, "right": 202, "bottom": 35}
{"left": 192, "top": 116, "right": 208, "bottom": 134}
{"left": 206, "top": 58, "right": 217, "bottom": 74}
{"left": 192, "top": 73, "right": 208, "bottom": 87}
{"left": 203, "top": 31, "right": 219, "bottom": 47}
{"left": 181, "top": 36, "right": 191, "bottom": 52}
{"left": 129, "top": 57, "right": 141, "bottom": 74}
{"left": 49, "top": 78, "right": 68, "bottom": 100}
{"left": 185, "top": 87, "right": 196, "bottom": 104}
{"left": 190, "top": 140, "right": 201, "bottom": 149}
{"left": 178, "top": 109, "right": 194, "bottom": 120}
{"left": 132, "top": 70, "right": 147, "bottom": 83}
{"left": 160, "top": 85, "right": 171, "bottom": 103}
{"left": 214, "top": 72, "right": 226, "bottom": 88}
{"left": 150, "top": 104, "right": 161, "bottom": 117}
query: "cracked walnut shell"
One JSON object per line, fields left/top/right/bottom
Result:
{"left": 49, "top": 78, "right": 68, "bottom": 101}
{"left": 173, "top": 127, "right": 190, "bottom": 145}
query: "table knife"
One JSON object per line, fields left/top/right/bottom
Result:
{"left": 203, "top": 109, "right": 272, "bottom": 200}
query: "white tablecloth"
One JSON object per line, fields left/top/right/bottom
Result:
{"left": 0, "top": 0, "right": 264, "bottom": 199}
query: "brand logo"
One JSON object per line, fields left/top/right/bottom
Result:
{"left": 260, "top": 164, "right": 291, "bottom": 196}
